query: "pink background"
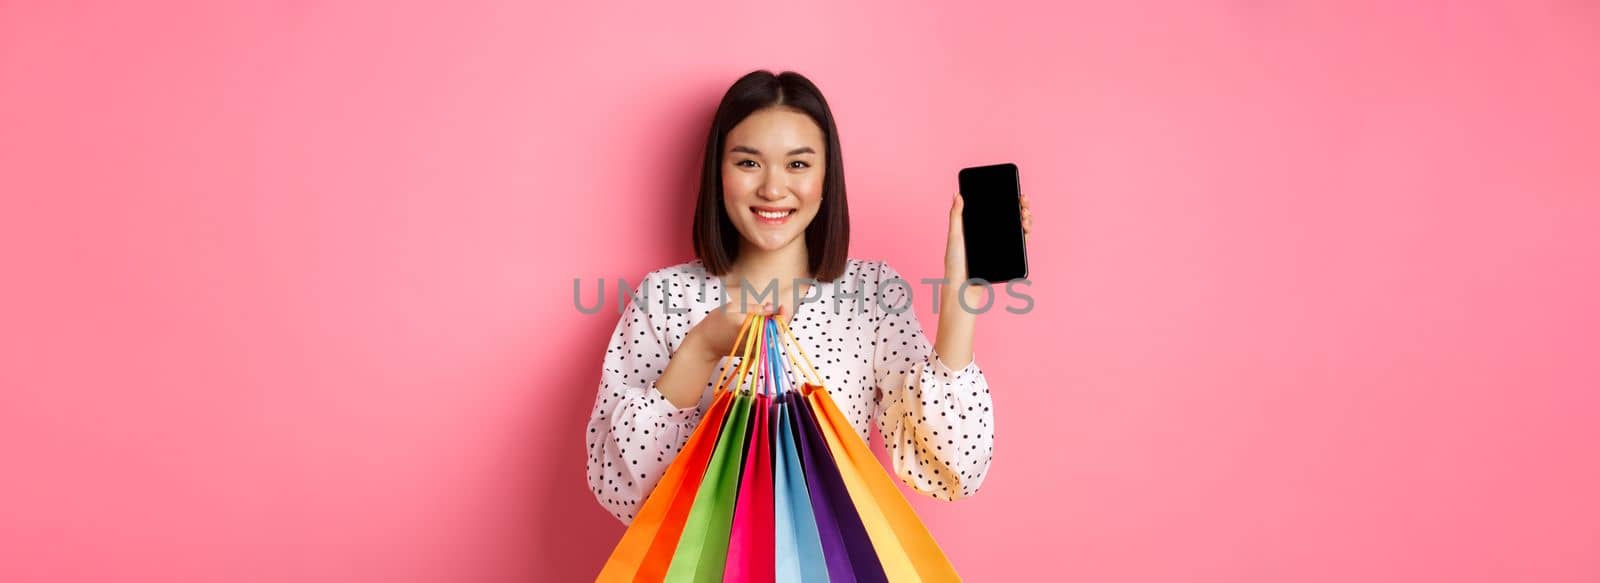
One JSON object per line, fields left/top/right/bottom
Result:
{"left": 3, "top": 1, "right": 1597, "bottom": 581}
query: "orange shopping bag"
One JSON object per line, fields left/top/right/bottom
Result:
{"left": 596, "top": 314, "right": 764, "bottom": 581}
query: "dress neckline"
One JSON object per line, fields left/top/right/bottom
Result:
{"left": 690, "top": 259, "right": 833, "bottom": 325}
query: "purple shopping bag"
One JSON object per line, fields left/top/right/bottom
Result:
{"left": 785, "top": 391, "right": 887, "bottom": 583}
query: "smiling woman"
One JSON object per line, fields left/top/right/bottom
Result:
{"left": 584, "top": 70, "right": 1033, "bottom": 526}
{"left": 694, "top": 71, "right": 850, "bottom": 283}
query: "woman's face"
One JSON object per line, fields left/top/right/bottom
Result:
{"left": 721, "top": 107, "right": 826, "bottom": 253}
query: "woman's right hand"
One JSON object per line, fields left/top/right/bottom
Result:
{"left": 655, "top": 300, "right": 785, "bottom": 409}
{"left": 683, "top": 301, "right": 786, "bottom": 363}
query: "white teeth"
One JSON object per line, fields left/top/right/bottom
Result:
{"left": 755, "top": 209, "right": 793, "bottom": 219}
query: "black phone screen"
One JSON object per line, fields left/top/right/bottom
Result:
{"left": 958, "top": 163, "right": 1028, "bottom": 283}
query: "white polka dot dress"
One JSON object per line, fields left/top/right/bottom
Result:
{"left": 585, "top": 258, "right": 996, "bottom": 525}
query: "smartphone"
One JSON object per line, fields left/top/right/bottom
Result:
{"left": 957, "top": 163, "right": 1028, "bottom": 283}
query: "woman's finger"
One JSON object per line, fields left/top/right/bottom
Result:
{"left": 1020, "top": 194, "right": 1031, "bottom": 236}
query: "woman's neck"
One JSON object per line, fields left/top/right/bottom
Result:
{"left": 727, "top": 239, "right": 812, "bottom": 293}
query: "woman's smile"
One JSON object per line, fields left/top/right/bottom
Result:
{"left": 751, "top": 205, "right": 797, "bottom": 225}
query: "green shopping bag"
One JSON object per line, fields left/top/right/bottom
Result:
{"left": 664, "top": 389, "right": 750, "bottom": 582}
{"left": 661, "top": 316, "right": 773, "bottom": 583}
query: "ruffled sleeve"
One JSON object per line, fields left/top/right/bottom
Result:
{"left": 868, "top": 262, "right": 996, "bottom": 500}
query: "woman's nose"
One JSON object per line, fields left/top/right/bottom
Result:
{"left": 759, "top": 172, "right": 786, "bottom": 199}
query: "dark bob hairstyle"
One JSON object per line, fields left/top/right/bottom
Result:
{"left": 692, "top": 70, "right": 850, "bottom": 282}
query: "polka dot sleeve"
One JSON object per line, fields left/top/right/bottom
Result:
{"left": 869, "top": 262, "right": 997, "bottom": 501}
{"left": 584, "top": 275, "right": 706, "bottom": 524}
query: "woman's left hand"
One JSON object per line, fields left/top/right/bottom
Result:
{"left": 944, "top": 192, "right": 1033, "bottom": 286}
{"left": 934, "top": 191, "right": 1031, "bottom": 369}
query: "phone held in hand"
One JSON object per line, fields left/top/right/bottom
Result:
{"left": 958, "top": 163, "right": 1029, "bottom": 283}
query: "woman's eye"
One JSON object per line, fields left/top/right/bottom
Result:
{"left": 789, "top": 161, "right": 810, "bottom": 169}
{"left": 735, "top": 160, "right": 758, "bottom": 168}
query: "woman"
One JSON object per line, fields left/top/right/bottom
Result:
{"left": 585, "top": 70, "right": 1034, "bottom": 524}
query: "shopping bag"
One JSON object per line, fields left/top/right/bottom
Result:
{"left": 596, "top": 387, "right": 734, "bottom": 582}
{"left": 601, "top": 311, "right": 966, "bottom": 582}
{"left": 772, "top": 395, "right": 829, "bottom": 582}
{"left": 806, "top": 383, "right": 960, "bottom": 582}
{"left": 778, "top": 316, "right": 962, "bottom": 583}
{"left": 725, "top": 317, "right": 800, "bottom": 581}
{"left": 722, "top": 392, "right": 774, "bottom": 581}
{"left": 789, "top": 388, "right": 888, "bottom": 583}
{"left": 597, "top": 314, "right": 761, "bottom": 582}
{"left": 721, "top": 324, "right": 777, "bottom": 581}
{"left": 664, "top": 316, "right": 774, "bottom": 582}
{"left": 664, "top": 390, "right": 753, "bottom": 581}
